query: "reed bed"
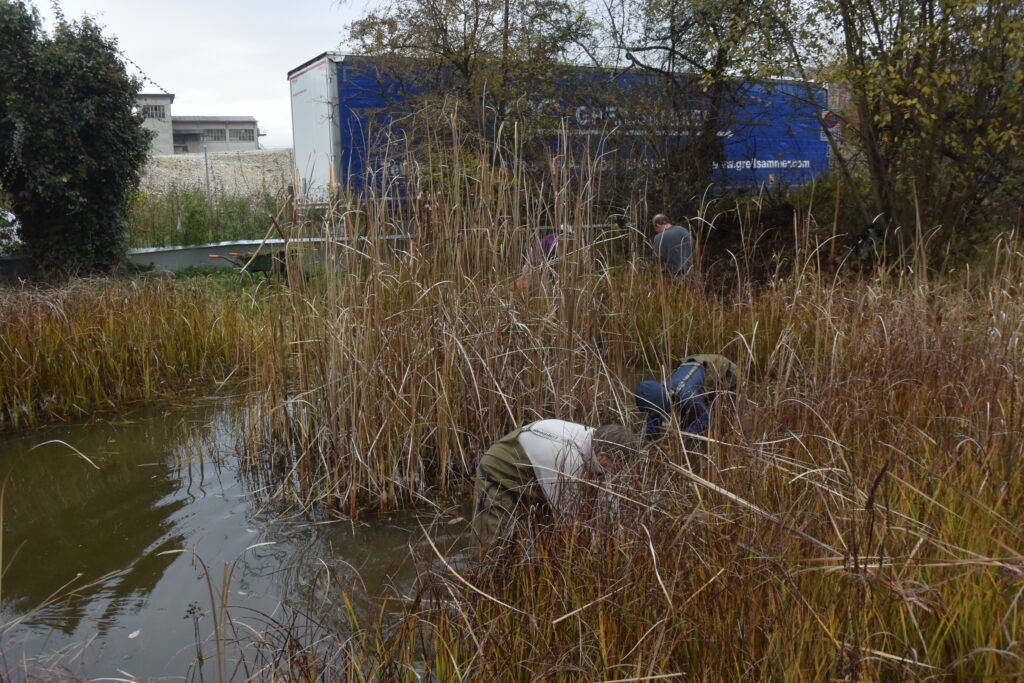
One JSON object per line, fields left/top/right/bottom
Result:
{"left": 237, "top": 124, "right": 1024, "bottom": 678}
{"left": 125, "top": 185, "right": 281, "bottom": 247}
{"left": 236, "top": 239, "right": 1024, "bottom": 680}
{"left": 242, "top": 129, "right": 641, "bottom": 514}
{"left": 397, "top": 258, "right": 1024, "bottom": 680}
{"left": 3, "top": 120, "right": 1020, "bottom": 677}
{"left": 0, "top": 277, "right": 274, "bottom": 430}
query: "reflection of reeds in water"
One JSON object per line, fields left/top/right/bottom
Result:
{"left": 240, "top": 118, "right": 1024, "bottom": 678}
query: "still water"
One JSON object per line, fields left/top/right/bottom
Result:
{"left": 0, "top": 397, "right": 469, "bottom": 680}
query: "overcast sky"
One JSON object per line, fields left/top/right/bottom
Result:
{"left": 36, "top": 0, "right": 371, "bottom": 148}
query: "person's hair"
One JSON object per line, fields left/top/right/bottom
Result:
{"left": 652, "top": 213, "right": 672, "bottom": 227}
{"left": 593, "top": 423, "right": 639, "bottom": 464}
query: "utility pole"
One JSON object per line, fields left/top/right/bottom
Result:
{"left": 203, "top": 147, "right": 211, "bottom": 199}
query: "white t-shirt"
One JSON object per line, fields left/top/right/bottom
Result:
{"left": 517, "top": 419, "right": 597, "bottom": 514}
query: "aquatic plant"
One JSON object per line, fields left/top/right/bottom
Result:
{"left": 236, "top": 123, "right": 1024, "bottom": 678}
{"left": 0, "top": 277, "right": 274, "bottom": 430}
{"left": 125, "top": 185, "right": 283, "bottom": 248}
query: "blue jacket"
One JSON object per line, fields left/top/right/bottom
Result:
{"left": 635, "top": 363, "right": 709, "bottom": 438}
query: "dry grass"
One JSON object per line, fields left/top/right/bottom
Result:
{"left": 0, "top": 276, "right": 274, "bottom": 430}
{"left": 237, "top": 256, "right": 1024, "bottom": 679}
{"left": 402, "top": 260, "right": 1024, "bottom": 680}
{"left": 234, "top": 124, "right": 1024, "bottom": 678}
{"left": 3, "top": 119, "right": 1022, "bottom": 678}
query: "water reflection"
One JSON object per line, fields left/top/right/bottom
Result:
{"left": 261, "top": 511, "right": 470, "bottom": 626}
{"left": 1, "top": 408, "right": 204, "bottom": 632}
{"left": 0, "top": 398, "right": 470, "bottom": 680}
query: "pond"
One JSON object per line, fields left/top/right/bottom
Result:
{"left": 0, "top": 397, "right": 470, "bottom": 680}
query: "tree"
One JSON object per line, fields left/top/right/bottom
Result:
{"left": 342, "top": 0, "right": 600, "bottom": 230}
{"left": 346, "top": 0, "right": 591, "bottom": 120}
{"left": 597, "top": 0, "right": 811, "bottom": 214}
{"left": 823, "top": 0, "right": 1024, "bottom": 250}
{"left": 0, "top": 0, "right": 152, "bottom": 277}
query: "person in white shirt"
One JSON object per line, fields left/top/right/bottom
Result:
{"left": 470, "top": 420, "right": 637, "bottom": 545}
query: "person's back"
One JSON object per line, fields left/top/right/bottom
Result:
{"left": 680, "top": 353, "right": 738, "bottom": 394}
{"left": 517, "top": 419, "right": 595, "bottom": 512}
{"left": 650, "top": 214, "right": 693, "bottom": 276}
{"left": 471, "top": 420, "right": 636, "bottom": 545}
{"left": 634, "top": 353, "right": 738, "bottom": 439}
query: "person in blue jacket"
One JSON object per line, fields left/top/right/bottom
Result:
{"left": 634, "top": 354, "right": 738, "bottom": 443}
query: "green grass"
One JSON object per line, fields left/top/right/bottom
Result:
{"left": 125, "top": 185, "right": 283, "bottom": 248}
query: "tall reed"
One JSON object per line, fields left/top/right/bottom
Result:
{"left": 243, "top": 121, "right": 641, "bottom": 514}
{"left": 240, "top": 115, "right": 1024, "bottom": 678}
{"left": 399, "top": 238, "right": 1024, "bottom": 679}
{"left": 0, "top": 277, "right": 274, "bottom": 430}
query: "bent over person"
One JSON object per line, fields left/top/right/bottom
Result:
{"left": 471, "top": 420, "right": 637, "bottom": 546}
{"left": 651, "top": 214, "right": 694, "bottom": 277}
{"left": 634, "top": 353, "right": 738, "bottom": 441}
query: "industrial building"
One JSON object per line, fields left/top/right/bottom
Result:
{"left": 137, "top": 93, "right": 260, "bottom": 156}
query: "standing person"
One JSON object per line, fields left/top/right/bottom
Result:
{"left": 471, "top": 420, "right": 637, "bottom": 546}
{"left": 515, "top": 225, "right": 572, "bottom": 291}
{"left": 634, "top": 353, "right": 738, "bottom": 442}
{"left": 525, "top": 231, "right": 558, "bottom": 270}
{"left": 651, "top": 214, "right": 694, "bottom": 277}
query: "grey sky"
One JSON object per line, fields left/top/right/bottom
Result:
{"left": 36, "top": 0, "right": 369, "bottom": 148}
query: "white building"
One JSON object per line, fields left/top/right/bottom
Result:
{"left": 138, "top": 93, "right": 260, "bottom": 156}
{"left": 138, "top": 93, "right": 175, "bottom": 155}
{"left": 171, "top": 116, "right": 260, "bottom": 154}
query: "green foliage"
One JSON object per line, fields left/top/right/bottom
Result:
{"left": 125, "top": 186, "right": 279, "bottom": 247}
{"left": 824, "top": 0, "right": 1024, "bottom": 253}
{"left": 0, "top": 1, "right": 152, "bottom": 277}
{"left": 347, "top": 0, "right": 590, "bottom": 113}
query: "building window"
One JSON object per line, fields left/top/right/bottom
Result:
{"left": 229, "top": 128, "right": 255, "bottom": 142}
{"left": 202, "top": 129, "right": 226, "bottom": 142}
{"left": 142, "top": 104, "right": 165, "bottom": 119}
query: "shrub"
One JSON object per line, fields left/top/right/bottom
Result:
{"left": 0, "top": 1, "right": 151, "bottom": 277}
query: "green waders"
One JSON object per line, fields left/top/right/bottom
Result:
{"left": 470, "top": 426, "right": 548, "bottom": 546}
{"left": 681, "top": 353, "right": 739, "bottom": 394}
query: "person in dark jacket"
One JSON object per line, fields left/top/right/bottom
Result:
{"left": 651, "top": 214, "right": 694, "bottom": 277}
{"left": 634, "top": 354, "right": 738, "bottom": 444}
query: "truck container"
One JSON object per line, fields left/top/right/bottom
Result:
{"left": 288, "top": 52, "right": 830, "bottom": 202}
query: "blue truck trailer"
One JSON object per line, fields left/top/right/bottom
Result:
{"left": 288, "top": 52, "right": 829, "bottom": 202}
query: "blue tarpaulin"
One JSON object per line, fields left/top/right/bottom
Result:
{"left": 331, "top": 58, "right": 829, "bottom": 192}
